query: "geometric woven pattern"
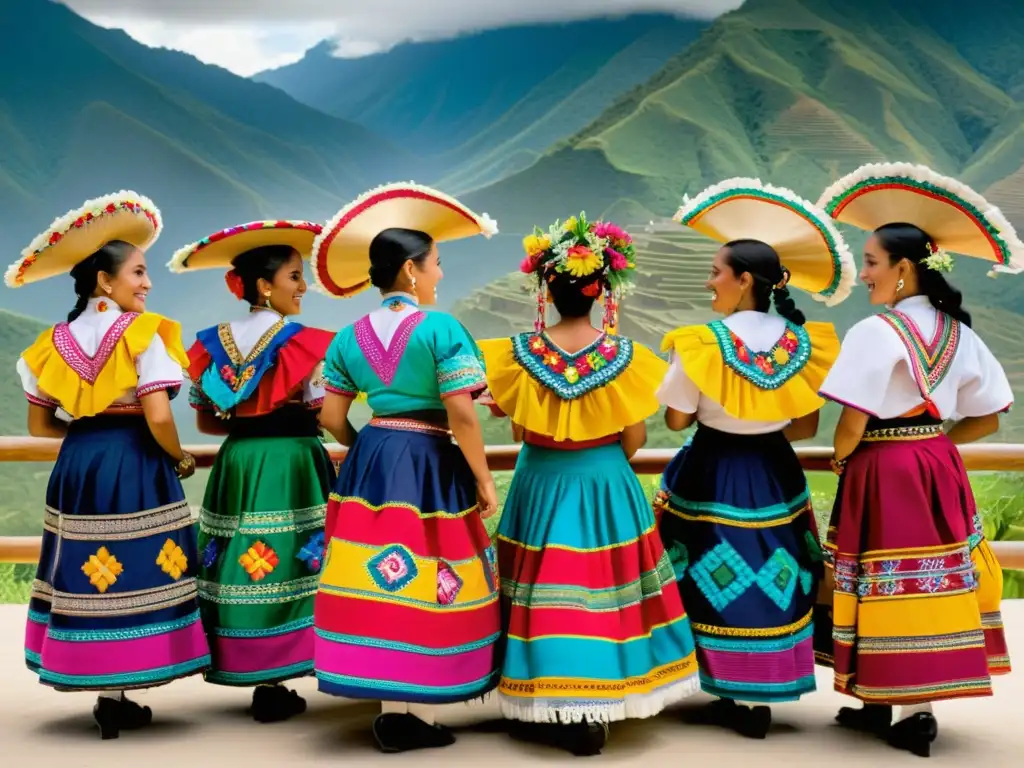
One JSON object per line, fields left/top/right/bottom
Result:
{"left": 756, "top": 548, "right": 799, "bottom": 610}
{"left": 690, "top": 540, "right": 757, "bottom": 612}
{"left": 367, "top": 544, "right": 418, "bottom": 593}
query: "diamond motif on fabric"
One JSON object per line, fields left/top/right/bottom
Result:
{"left": 689, "top": 541, "right": 756, "bottom": 612}
{"left": 757, "top": 548, "right": 800, "bottom": 610}
{"left": 156, "top": 539, "right": 188, "bottom": 580}
{"left": 297, "top": 531, "right": 326, "bottom": 573}
{"left": 436, "top": 560, "right": 464, "bottom": 605}
{"left": 367, "top": 545, "right": 418, "bottom": 592}
{"left": 482, "top": 546, "right": 498, "bottom": 593}
{"left": 799, "top": 568, "right": 814, "bottom": 596}
{"left": 239, "top": 541, "right": 279, "bottom": 582}
{"left": 82, "top": 547, "right": 123, "bottom": 593}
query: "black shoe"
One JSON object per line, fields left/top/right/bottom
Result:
{"left": 684, "top": 697, "right": 742, "bottom": 727}
{"left": 372, "top": 713, "right": 456, "bottom": 753}
{"left": 835, "top": 704, "right": 893, "bottom": 737}
{"left": 251, "top": 685, "right": 307, "bottom": 724}
{"left": 92, "top": 694, "right": 152, "bottom": 740}
{"left": 735, "top": 705, "right": 772, "bottom": 740}
{"left": 888, "top": 712, "right": 938, "bottom": 758}
{"left": 508, "top": 721, "right": 608, "bottom": 757}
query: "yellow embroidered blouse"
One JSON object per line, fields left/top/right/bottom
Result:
{"left": 479, "top": 331, "right": 668, "bottom": 443}
{"left": 18, "top": 301, "right": 188, "bottom": 420}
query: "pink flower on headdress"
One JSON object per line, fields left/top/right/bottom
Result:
{"left": 606, "top": 248, "right": 629, "bottom": 271}
{"left": 592, "top": 221, "right": 632, "bottom": 247}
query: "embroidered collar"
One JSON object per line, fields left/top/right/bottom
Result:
{"left": 381, "top": 291, "right": 418, "bottom": 312}
{"left": 83, "top": 296, "right": 122, "bottom": 318}
{"left": 53, "top": 312, "right": 138, "bottom": 384}
{"left": 878, "top": 308, "right": 960, "bottom": 398}
{"left": 710, "top": 319, "right": 811, "bottom": 390}
{"left": 354, "top": 311, "right": 425, "bottom": 385}
{"left": 512, "top": 331, "right": 633, "bottom": 400}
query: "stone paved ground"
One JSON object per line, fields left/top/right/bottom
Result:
{"left": 0, "top": 603, "right": 1021, "bottom": 767}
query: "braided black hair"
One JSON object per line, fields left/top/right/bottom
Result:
{"left": 873, "top": 223, "right": 972, "bottom": 327}
{"left": 722, "top": 239, "right": 806, "bottom": 325}
{"left": 67, "top": 240, "right": 136, "bottom": 322}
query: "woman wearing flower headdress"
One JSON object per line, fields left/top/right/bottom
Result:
{"left": 815, "top": 162, "right": 1019, "bottom": 758}
{"left": 478, "top": 214, "right": 700, "bottom": 757}
{"left": 5, "top": 192, "right": 210, "bottom": 739}
{"left": 309, "top": 183, "right": 501, "bottom": 753}
{"left": 654, "top": 179, "right": 855, "bottom": 739}
{"left": 167, "top": 221, "right": 335, "bottom": 723}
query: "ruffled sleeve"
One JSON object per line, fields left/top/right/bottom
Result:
{"left": 323, "top": 329, "right": 358, "bottom": 398}
{"left": 302, "top": 361, "right": 327, "bottom": 408}
{"left": 656, "top": 351, "right": 701, "bottom": 414}
{"left": 479, "top": 335, "right": 667, "bottom": 442}
{"left": 430, "top": 314, "right": 487, "bottom": 398}
{"left": 955, "top": 329, "right": 1014, "bottom": 418}
{"left": 663, "top": 320, "right": 840, "bottom": 421}
{"left": 135, "top": 332, "right": 185, "bottom": 398}
{"left": 818, "top": 317, "right": 902, "bottom": 417}
{"left": 17, "top": 330, "right": 58, "bottom": 408}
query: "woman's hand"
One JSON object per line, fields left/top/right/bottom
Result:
{"left": 175, "top": 451, "right": 196, "bottom": 480}
{"left": 476, "top": 477, "right": 498, "bottom": 519}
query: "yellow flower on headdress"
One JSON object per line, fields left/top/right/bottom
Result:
{"left": 563, "top": 217, "right": 578, "bottom": 232}
{"left": 522, "top": 233, "right": 551, "bottom": 257}
{"left": 565, "top": 245, "right": 601, "bottom": 277}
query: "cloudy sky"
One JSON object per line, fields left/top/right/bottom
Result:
{"left": 62, "top": 0, "right": 743, "bottom": 76}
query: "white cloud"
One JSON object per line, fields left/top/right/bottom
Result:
{"left": 63, "top": 0, "right": 743, "bottom": 76}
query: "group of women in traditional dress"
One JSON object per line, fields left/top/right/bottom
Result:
{"left": 3, "top": 161, "right": 1018, "bottom": 760}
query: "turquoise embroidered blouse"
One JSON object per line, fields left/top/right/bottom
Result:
{"left": 323, "top": 310, "right": 486, "bottom": 413}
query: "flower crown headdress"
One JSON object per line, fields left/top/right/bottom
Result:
{"left": 519, "top": 212, "right": 637, "bottom": 332}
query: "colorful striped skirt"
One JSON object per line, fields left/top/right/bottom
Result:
{"left": 313, "top": 417, "right": 501, "bottom": 703}
{"left": 25, "top": 415, "right": 211, "bottom": 691}
{"left": 498, "top": 442, "right": 699, "bottom": 723}
{"left": 197, "top": 408, "right": 333, "bottom": 686}
{"left": 657, "top": 425, "right": 822, "bottom": 703}
{"left": 820, "top": 421, "right": 1010, "bottom": 705}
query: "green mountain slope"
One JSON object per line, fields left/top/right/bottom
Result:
{"left": 257, "top": 16, "right": 705, "bottom": 186}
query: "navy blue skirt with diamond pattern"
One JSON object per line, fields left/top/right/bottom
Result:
{"left": 657, "top": 425, "right": 823, "bottom": 702}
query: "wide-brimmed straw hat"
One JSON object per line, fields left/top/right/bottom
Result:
{"left": 674, "top": 178, "right": 856, "bottom": 305}
{"left": 167, "top": 220, "right": 322, "bottom": 274}
{"left": 311, "top": 182, "right": 498, "bottom": 298}
{"left": 817, "top": 161, "right": 1024, "bottom": 275}
{"left": 5, "top": 191, "right": 161, "bottom": 288}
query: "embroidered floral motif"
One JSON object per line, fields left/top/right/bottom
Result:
{"left": 436, "top": 560, "right": 464, "bottom": 605}
{"left": 156, "top": 539, "right": 188, "bottom": 580}
{"left": 367, "top": 545, "right": 418, "bottom": 592}
{"left": 710, "top": 320, "right": 811, "bottom": 390}
{"left": 297, "top": 532, "right": 326, "bottom": 573}
{"left": 239, "top": 541, "right": 279, "bottom": 582}
{"left": 81, "top": 547, "right": 123, "bottom": 593}
{"left": 511, "top": 331, "right": 633, "bottom": 400}
{"left": 201, "top": 539, "right": 218, "bottom": 569}
{"left": 833, "top": 546, "right": 974, "bottom": 598}
{"left": 215, "top": 320, "right": 284, "bottom": 392}
{"left": 219, "top": 363, "right": 256, "bottom": 392}
{"left": 53, "top": 313, "right": 138, "bottom": 384}
{"left": 878, "top": 309, "right": 960, "bottom": 400}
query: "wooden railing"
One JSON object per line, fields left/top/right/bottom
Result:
{"left": 2, "top": 437, "right": 1024, "bottom": 568}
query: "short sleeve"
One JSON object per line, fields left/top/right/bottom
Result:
{"left": 431, "top": 315, "right": 486, "bottom": 398}
{"left": 323, "top": 332, "right": 357, "bottom": 398}
{"left": 135, "top": 332, "right": 185, "bottom": 398}
{"left": 16, "top": 356, "right": 57, "bottom": 408}
{"left": 303, "top": 361, "right": 327, "bottom": 408}
{"left": 956, "top": 332, "right": 1014, "bottom": 418}
{"left": 818, "top": 318, "right": 901, "bottom": 416}
{"left": 656, "top": 351, "right": 701, "bottom": 414}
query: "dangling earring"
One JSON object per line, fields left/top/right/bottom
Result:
{"left": 263, "top": 290, "right": 272, "bottom": 309}
{"left": 602, "top": 286, "right": 619, "bottom": 335}
{"left": 895, "top": 278, "right": 905, "bottom": 295}
{"left": 534, "top": 284, "right": 546, "bottom": 332}
{"left": 411, "top": 277, "right": 417, "bottom": 291}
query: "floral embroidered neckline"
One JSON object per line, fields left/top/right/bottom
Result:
{"left": 215, "top": 319, "right": 286, "bottom": 392}
{"left": 710, "top": 320, "right": 811, "bottom": 390}
{"left": 512, "top": 331, "right": 633, "bottom": 400}
{"left": 53, "top": 313, "right": 138, "bottom": 384}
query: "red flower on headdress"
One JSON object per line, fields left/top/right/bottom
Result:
{"left": 581, "top": 281, "right": 602, "bottom": 297}
{"left": 225, "top": 269, "right": 245, "bottom": 300}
